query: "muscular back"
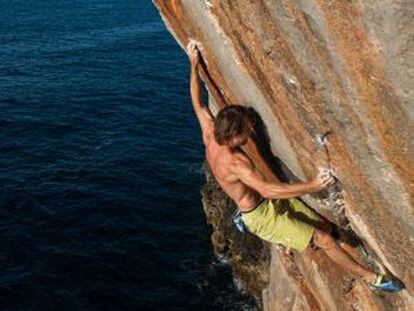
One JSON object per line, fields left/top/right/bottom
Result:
{"left": 205, "top": 136, "right": 262, "bottom": 212}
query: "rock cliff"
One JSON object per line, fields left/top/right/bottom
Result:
{"left": 153, "top": 1, "right": 414, "bottom": 310}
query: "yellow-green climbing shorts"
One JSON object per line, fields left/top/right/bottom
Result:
{"left": 241, "top": 198, "right": 320, "bottom": 252}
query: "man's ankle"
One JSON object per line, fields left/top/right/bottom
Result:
{"left": 364, "top": 272, "right": 377, "bottom": 284}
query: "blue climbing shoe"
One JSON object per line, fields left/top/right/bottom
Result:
{"left": 370, "top": 274, "right": 405, "bottom": 293}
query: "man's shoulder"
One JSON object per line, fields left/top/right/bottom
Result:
{"left": 232, "top": 150, "right": 251, "bottom": 162}
{"left": 231, "top": 151, "right": 254, "bottom": 171}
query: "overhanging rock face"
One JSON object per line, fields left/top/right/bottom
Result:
{"left": 153, "top": 1, "right": 414, "bottom": 310}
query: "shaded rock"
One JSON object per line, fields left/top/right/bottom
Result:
{"left": 201, "top": 161, "right": 270, "bottom": 305}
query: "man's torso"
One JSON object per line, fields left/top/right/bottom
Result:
{"left": 205, "top": 137, "right": 262, "bottom": 212}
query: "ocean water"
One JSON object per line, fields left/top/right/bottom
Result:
{"left": 0, "top": 1, "right": 257, "bottom": 310}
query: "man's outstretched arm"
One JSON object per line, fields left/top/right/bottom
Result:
{"left": 232, "top": 155, "right": 334, "bottom": 199}
{"left": 188, "top": 45, "right": 214, "bottom": 144}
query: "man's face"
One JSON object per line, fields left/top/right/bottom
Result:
{"left": 228, "top": 134, "right": 248, "bottom": 148}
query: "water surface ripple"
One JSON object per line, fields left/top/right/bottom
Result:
{"left": 0, "top": 1, "right": 257, "bottom": 310}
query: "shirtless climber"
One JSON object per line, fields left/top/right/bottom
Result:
{"left": 186, "top": 43, "right": 403, "bottom": 293}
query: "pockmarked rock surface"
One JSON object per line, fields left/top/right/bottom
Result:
{"left": 153, "top": 1, "right": 414, "bottom": 310}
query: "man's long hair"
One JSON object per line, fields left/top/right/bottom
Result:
{"left": 214, "top": 105, "right": 253, "bottom": 145}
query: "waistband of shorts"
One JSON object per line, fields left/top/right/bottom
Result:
{"left": 240, "top": 198, "right": 267, "bottom": 214}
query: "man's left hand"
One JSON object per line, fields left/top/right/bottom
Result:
{"left": 188, "top": 43, "right": 200, "bottom": 67}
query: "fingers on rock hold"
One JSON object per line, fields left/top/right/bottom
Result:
{"left": 318, "top": 167, "right": 338, "bottom": 180}
{"left": 186, "top": 39, "right": 201, "bottom": 54}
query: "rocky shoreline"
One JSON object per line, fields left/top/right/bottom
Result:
{"left": 201, "top": 162, "right": 270, "bottom": 308}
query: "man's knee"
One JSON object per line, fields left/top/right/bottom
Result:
{"left": 312, "top": 228, "right": 337, "bottom": 250}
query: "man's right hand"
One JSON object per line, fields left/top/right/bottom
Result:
{"left": 310, "top": 169, "right": 336, "bottom": 192}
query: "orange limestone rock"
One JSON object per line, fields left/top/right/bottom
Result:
{"left": 153, "top": 1, "right": 414, "bottom": 310}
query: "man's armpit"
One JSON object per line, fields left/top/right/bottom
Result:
{"left": 201, "top": 122, "right": 214, "bottom": 144}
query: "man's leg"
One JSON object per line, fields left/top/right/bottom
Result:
{"left": 315, "top": 221, "right": 366, "bottom": 266}
{"left": 312, "top": 228, "right": 376, "bottom": 283}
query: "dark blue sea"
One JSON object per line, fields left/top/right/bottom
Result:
{"left": 0, "top": 1, "right": 258, "bottom": 310}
